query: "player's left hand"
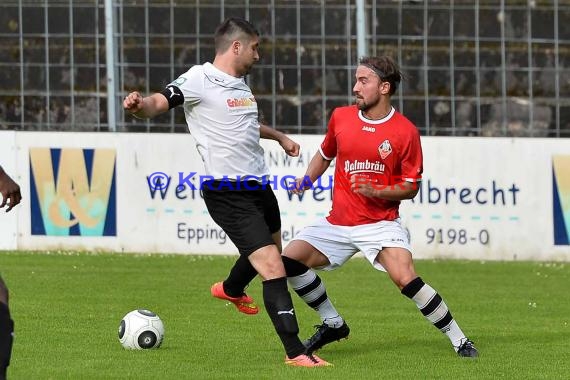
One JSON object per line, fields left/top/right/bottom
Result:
{"left": 279, "top": 137, "right": 300, "bottom": 157}
{"left": 350, "top": 174, "right": 378, "bottom": 198}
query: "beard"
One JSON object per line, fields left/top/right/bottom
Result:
{"left": 355, "top": 95, "right": 379, "bottom": 112}
{"left": 242, "top": 61, "right": 255, "bottom": 76}
{"left": 355, "top": 97, "right": 369, "bottom": 111}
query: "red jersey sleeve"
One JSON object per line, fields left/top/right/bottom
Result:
{"left": 319, "top": 109, "right": 338, "bottom": 160}
{"left": 401, "top": 128, "right": 423, "bottom": 183}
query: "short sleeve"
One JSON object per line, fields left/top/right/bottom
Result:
{"left": 401, "top": 128, "right": 423, "bottom": 182}
{"left": 168, "top": 66, "right": 204, "bottom": 106}
{"left": 319, "top": 109, "right": 338, "bottom": 160}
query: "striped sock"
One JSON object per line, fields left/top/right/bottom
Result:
{"left": 288, "top": 270, "right": 344, "bottom": 328}
{"left": 401, "top": 277, "right": 466, "bottom": 351}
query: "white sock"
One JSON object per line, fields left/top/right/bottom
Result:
{"left": 446, "top": 321, "right": 467, "bottom": 351}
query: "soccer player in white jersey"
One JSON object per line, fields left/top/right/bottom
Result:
{"left": 280, "top": 56, "right": 479, "bottom": 358}
{"left": 123, "top": 17, "right": 330, "bottom": 367}
{"left": 0, "top": 165, "right": 21, "bottom": 380}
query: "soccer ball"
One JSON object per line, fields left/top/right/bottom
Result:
{"left": 118, "top": 309, "right": 164, "bottom": 349}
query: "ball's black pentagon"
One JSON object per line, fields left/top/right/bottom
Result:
{"left": 118, "top": 320, "right": 126, "bottom": 339}
{"left": 138, "top": 309, "right": 156, "bottom": 317}
{"left": 138, "top": 331, "right": 157, "bottom": 349}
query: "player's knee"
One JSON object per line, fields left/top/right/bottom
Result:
{"left": 250, "top": 246, "right": 286, "bottom": 280}
{"left": 262, "top": 261, "right": 286, "bottom": 279}
{"left": 283, "top": 245, "right": 329, "bottom": 270}
{"left": 253, "top": 257, "right": 286, "bottom": 280}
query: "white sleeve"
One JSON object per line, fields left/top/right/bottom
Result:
{"left": 169, "top": 65, "right": 204, "bottom": 106}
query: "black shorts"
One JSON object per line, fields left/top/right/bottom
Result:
{"left": 202, "top": 180, "right": 281, "bottom": 256}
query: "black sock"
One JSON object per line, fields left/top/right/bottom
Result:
{"left": 0, "top": 302, "right": 13, "bottom": 380}
{"left": 282, "top": 256, "right": 310, "bottom": 277}
{"left": 223, "top": 255, "right": 258, "bottom": 297}
{"left": 262, "top": 277, "right": 305, "bottom": 358}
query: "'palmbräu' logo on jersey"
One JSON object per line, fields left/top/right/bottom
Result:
{"left": 378, "top": 139, "right": 392, "bottom": 159}
{"left": 344, "top": 159, "right": 385, "bottom": 174}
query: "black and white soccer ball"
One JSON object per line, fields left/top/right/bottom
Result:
{"left": 118, "top": 309, "right": 164, "bottom": 349}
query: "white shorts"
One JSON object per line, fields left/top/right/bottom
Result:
{"left": 292, "top": 218, "right": 412, "bottom": 272}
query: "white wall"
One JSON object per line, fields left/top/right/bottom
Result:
{"left": 2, "top": 130, "right": 570, "bottom": 261}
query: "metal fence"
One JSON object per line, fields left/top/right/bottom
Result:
{"left": 0, "top": 0, "right": 569, "bottom": 136}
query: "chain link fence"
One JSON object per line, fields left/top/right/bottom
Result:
{"left": 0, "top": 0, "right": 569, "bottom": 136}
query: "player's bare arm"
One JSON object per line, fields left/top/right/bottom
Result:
{"left": 259, "top": 124, "right": 300, "bottom": 157}
{"left": 292, "top": 152, "right": 331, "bottom": 194}
{"left": 123, "top": 92, "right": 170, "bottom": 119}
{"left": 0, "top": 166, "right": 22, "bottom": 212}
{"left": 350, "top": 175, "right": 419, "bottom": 200}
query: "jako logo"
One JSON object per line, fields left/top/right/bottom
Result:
{"left": 29, "top": 148, "right": 117, "bottom": 236}
{"left": 553, "top": 155, "right": 570, "bottom": 245}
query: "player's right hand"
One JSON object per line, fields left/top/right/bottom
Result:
{"left": 123, "top": 91, "right": 144, "bottom": 114}
{"left": 0, "top": 170, "right": 21, "bottom": 212}
{"left": 289, "top": 176, "right": 312, "bottom": 194}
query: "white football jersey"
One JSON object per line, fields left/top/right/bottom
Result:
{"left": 171, "top": 62, "right": 269, "bottom": 180}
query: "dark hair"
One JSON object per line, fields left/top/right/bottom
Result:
{"left": 214, "top": 17, "right": 259, "bottom": 54}
{"left": 359, "top": 56, "right": 402, "bottom": 95}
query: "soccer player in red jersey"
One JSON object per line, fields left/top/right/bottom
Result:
{"left": 282, "top": 56, "right": 478, "bottom": 358}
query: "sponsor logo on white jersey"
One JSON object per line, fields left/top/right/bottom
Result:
{"left": 226, "top": 97, "right": 257, "bottom": 108}
{"left": 226, "top": 96, "right": 257, "bottom": 113}
{"left": 172, "top": 76, "right": 186, "bottom": 86}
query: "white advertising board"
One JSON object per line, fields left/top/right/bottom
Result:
{"left": 402, "top": 138, "right": 570, "bottom": 261}
{"left": 16, "top": 131, "right": 122, "bottom": 252}
{"left": 0, "top": 131, "right": 18, "bottom": 250}
{"left": 12, "top": 132, "right": 570, "bottom": 261}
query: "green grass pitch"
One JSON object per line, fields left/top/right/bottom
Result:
{"left": 1, "top": 251, "right": 569, "bottom": 379}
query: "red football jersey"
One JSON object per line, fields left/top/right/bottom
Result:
{"left": 320, "top": 105, "right": 423, "bottom": 226}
